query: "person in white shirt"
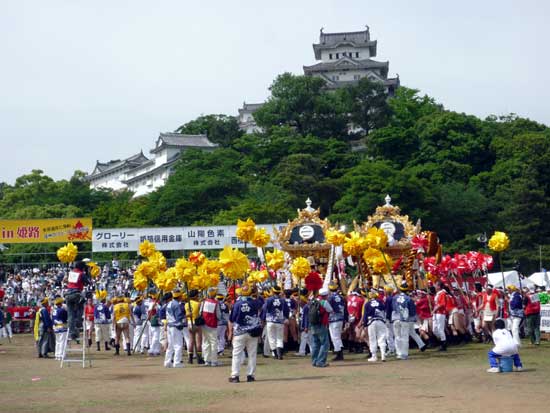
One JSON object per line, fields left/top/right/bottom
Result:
{"left": 487, "top": 319, "right": 523, "bottom": 373}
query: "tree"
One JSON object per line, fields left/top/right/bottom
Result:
{"left": 253, "top": 73, "right": 348, "bottom": 139}
{"left": 146, "top": 149, "right": 247, "bottom": 225}
{"left": 338, "top": 77, "right": 391, "bottom": 136}
{"left": 175, "top": 114, "right": 243, "bottom": 147}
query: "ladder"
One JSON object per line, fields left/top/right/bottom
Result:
{"left": 60, "top": 311, "right": 92, "bottom": 368}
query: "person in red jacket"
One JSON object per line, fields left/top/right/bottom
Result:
{"left": 84, "top": 297, "right": 95, "bottom": 347}
{"left": 65, "top": 261, "right": 91, "bottom": 342}
{"left": 345, "top": 289, "right": 365, "bottom": 353}
{"left": 524, "top": 288, "right": 541, "bottom": 345}
{"left": 414, "top": 290, "right": 432, "bottom": 342}
{"left": 481, "top": 284, "right": 499, "bottom": 342}
{"left": 432, "top": 281, "right": 448, "bottom": 351}
{"left": 201, "top": 287, "right": 222, "bottom": 366}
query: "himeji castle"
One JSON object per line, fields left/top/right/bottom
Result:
{"left": 238, "top": 26, "right": 399, "bottom": 133}
{"left": 303, "top": 26, "right": 399, "bottom": 94}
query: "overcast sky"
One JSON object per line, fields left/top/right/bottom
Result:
{"left": 1, "top": 0, "right": 548, "bottom": 184}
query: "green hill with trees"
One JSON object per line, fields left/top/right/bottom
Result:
{"left": 1, "top": 74, "right": 549, "bottom": 272}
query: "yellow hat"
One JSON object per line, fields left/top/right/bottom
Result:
{"left": 41, "top": 297, "right": 49, "bottom": 305}
{"left": 506, "top": 285, "right": 517, "bottom": 291}
{"left": 241, "top": 284, "right": 252, "bottom": 296}
{"left": 384, "top": 285, "right": 394, "bottom": 293}
{"left": 328, "top": 282, "right": 339, "bottom": 292}
{"left": 235, "top": 288, "right": 242, "bottom": 296}
{"left": 216, "top": 294, "right": 225, "bottom": 300}
{"left": 271, "top": 285, "right": 282, "bottom": 294}
{"left": 54, "top": 297, "right": 64, "bottom": 305}
{"left": 368, "top": 291, "right": 379, "bottom": 300}
{"left": 207, "top": 287, "right": 218, "bottom": 298}
{"left": 172, "top": 290, "right": 183, "bottom": 299}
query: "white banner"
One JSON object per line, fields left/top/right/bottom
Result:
{"left": 540, "top": 304, "right": 550, "bottom": 333}
{"left": 92, "top": 228, "right": 184, "bottom": 252}
{"left": 92, "top": 224, "right": 285, "bottom": 253}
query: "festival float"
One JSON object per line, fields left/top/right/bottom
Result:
{"left": 273, "top": 198, "right": 334, "bottom": 292}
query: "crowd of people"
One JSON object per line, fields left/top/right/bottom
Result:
{"left": 0, "top": 259, "right": 546, "bottom": 381}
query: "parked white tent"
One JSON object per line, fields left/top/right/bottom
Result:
{"left": 487, "top": 270, "right": 536, "bottom": 289}
{"left": 528, "top": 272, "right": 550, "bottom": 288}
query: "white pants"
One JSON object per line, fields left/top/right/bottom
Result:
{"left": 149, "top": 326, "right": 161, "bottom": 355}
{"left": 94, "top": 323, "right": 110, "bottom": 343}
{"left": 1, "top": 323, "right": 13, "bottom": 338}
{"left": 329, "top": 321, "right": 344, "bottom": 352}
{"left": 183, "top": 327, "right": 191, "bottom": 354}
{"left": 262, "top": 325, "right": 271, "bottom": 356}
{"left": 266, "top": 322, "right": 284, "bottom": 350}
{"left": 433, "top": 313, "right": 446, "bottom": 342}
{"left": 231, "top": 333, "right": 258, "bottom": 378}
{"left": 202, "top": 326, "right": 218, "bottom": 364}
{"left": 217, "top": 325, "right": 227, "bottom": 353}
{"left": 298, "top": 331, "right": 311, "bottom": 355}
{"left": 368, "top": 320, "right": 388, "bottom": 360}
{"left": 164, "top": 326, "right": 183, "bottom": 367}
{"left": 393, "top": 320, "right": 410, "bottom": 358}
{"left": 408, "top": 322, "right": 425, "bottom": 349}
{"left": 133, "top": 323, "right": 149, "bottom": 352}
{"left": 386, "top": 321, "right": 395, "bottom": 352}
{"left": 55, "top": 331, "right": 68, "bottom": 359}
{"left": 511, "top": 317, "right": 522, "bottom": 347}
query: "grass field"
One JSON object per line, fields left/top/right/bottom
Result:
{"left": 0, "top": 334, "right": 548, "bottom": 413}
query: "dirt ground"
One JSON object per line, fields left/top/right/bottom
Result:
{"left": 0, "top": 335, "right": 548, "bottom": 413}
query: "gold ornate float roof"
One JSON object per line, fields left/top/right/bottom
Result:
{"left": 358, "top": 195, "right": 421, "bottom": 253}
{"left": 274, "top": 198, "right": 332, "bottom": 258}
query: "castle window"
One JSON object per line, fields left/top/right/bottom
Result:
{"left": 356, "top": 52, "right": 359, "bottom": 58}
{"left": 336, "top": 53, "right": 339, "bottom": 59}
{"left": 329, "top": 53, "right": 333, "bottom": 59}
{"left": 354, "top": 74, "right": 361, "bottom": 80}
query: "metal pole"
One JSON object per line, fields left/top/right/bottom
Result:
{"left": 540, "top": 245, "right": 542, "bottom": 272}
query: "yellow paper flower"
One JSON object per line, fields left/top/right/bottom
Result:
{"left": 363, "top": 247, "right": 382, "bottom": 264}
{"left": 175, "top": 258, "right": 196, "bottom": 283}
{"left": 139, "top": 240, "right": 157, "bottom": 258}
{"left": 251, "top": 227, "right": 271, "bottom": 248}
{"left": 150, "top": 251, "right": 167, "bottom": 272}
{"left": 189, "top": 251, "right": 206, "bottom": 266}
{"left": 248, "top": 270, "right": 268, "bottom": 284}
{"left": 488, "top": 231, "right": 510, "bottom": 252}
{"left": 290, "top": 256, "right": 310, "bottom": 279}
{"left": 190, "top": 275, "right": 208, "bottom": 291}
{"left": 236, "top": 218, "right": 256, "bottom": 243}
{"left": 87, "top": 261, "right": 101, "bottom": 278}
{"left": 371, "top": 254, "right": 392, "bottom": 274}
{"left": 343, "top": 231, "right": 368, "bottom": 257}
{"left": 133, "top": 272, "right": 148, "bottom": 291}
{"left": 206, "top": 273, "right": 220, "bottom": 288}
{"left": 95, "top": 289, "right": 107, "bottom": 300}
{"left": 219, "top": 245, "right": 249, "bottom": 280}
{"left": 57, "top": 242, "right": 78, "bottom": 263}
{"left": 326, "top": 228, "right": 346, "bottom": 246}
{"left": 198, "top": 259, "right": 222, "bottom": 278}
{"left": 137, "top": 261, "right": 157, "bottom": 279}
{"left": 366, "top": 227, "right": 388, "bottom": 249}
{"left": 266, "top": 249, "right": 285, "bottom": 271}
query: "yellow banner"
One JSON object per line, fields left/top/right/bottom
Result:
{"left": 0, "top": 218, "right": 93, "bottom": 243}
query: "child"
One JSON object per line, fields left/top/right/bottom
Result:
{"left": 52, "top": 297, "right": 68, "bottom": 360}
{"left": 487, "top": 318, "right": 523, "bottom": 373}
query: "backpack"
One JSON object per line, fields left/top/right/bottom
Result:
{"left": 308, "top": 300, "right": 322, "bottom": 326}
